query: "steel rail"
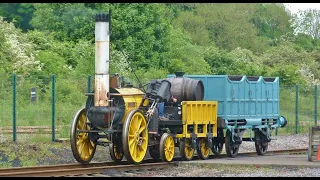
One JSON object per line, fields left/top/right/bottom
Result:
{"left": 0, "top": 162, "right": 176, "bottom": 177}
{"left": 0, "top": 148, "right": 307, "bottom": 177}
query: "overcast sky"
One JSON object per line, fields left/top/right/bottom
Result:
{"left": 284, "top": 3, "right": 320, "bottom": 14}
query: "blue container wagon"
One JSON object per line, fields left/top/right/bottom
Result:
{"left": 168, "top": 72, "right": 287, "bottom": 157}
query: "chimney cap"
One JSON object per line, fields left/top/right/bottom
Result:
{"left": 174, "top": 71, "right": 185, "bottom": 77}
{"left": 95, "top": 14, "right": 109, "bottom": 22}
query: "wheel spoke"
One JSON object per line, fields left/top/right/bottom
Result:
{"left": 169, "top": 137, "right": 173, "bottom": 146}
{"left": 84, "top": 143, "right": 90, "bottom": 158}
{"left": 138, "top": 125, "right": 146, "bottom": 134}
{"left": 129, "top": 124, "right": 134, "bottom": 134}
{"left": 77, "top": 133, "right": 84, "bottom": 139}
{"left": 129, "top": 138, "right": 135, "bottom": 148}
{"left": 78, "top": 142, "right": 85, "bottom": 157}
{"left": 80, "top": 114, "right": 86, "bottom": 130}
{"left": 140, "top": 144, "right": 146, "bottom": 154}
{"left": 77, "top": 138, "right": 83, "bottom": 146}
{"left": 131, "top": 118, "right": 137, "bottom": 132}
{"left": 137, "top": 116, "right": 142, "bottom": 130}
{"left": 90, "top": 141, "right": 95, "bottom": 148}
{"left": 133, "top": 144, "right": 138, "bottom": 159}
{"left": 85, "top": 122, "right": 90, "bottom": 130}
{"left": 77, "top": 123, "right": 82, "bottom": 131}
{"left": 133, "top": 115, "right": 138, "bottom": 131}
{"left": 130, "top": 142, "right": 136, "bottom": 157}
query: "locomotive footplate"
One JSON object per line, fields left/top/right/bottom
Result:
{"left": 159, "top": 120, "right": 183, "bottom": 126}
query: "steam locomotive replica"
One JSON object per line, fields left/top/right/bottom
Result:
{"left": 70, "top": 13, "right": 288, "bottom": 164}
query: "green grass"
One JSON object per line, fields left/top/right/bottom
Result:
{"left": 0, "top": 140, "right": 71, "bottom": 168}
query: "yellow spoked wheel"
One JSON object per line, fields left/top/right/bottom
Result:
{"left": 179, "top": 138, "right": 195, "bottom": 161}
{"left": 196, "top": 138, "right": 211, "bottom": 160}
{"left": 160, "top": 133, "right": 175, "bottom": 162}
{"left": 70, "top": 108, "right": 96, "bottom": 164}
{"left": 122, "top": 109, "right": 148, "bottom": 164}
{"left": 109, "top": 143, "right": 123, "bottom": 163}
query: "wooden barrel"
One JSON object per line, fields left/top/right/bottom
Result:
{"left": 166, "top": 72, "right": 204, "bottom": 103}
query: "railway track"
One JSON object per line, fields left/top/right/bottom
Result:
{"left": 0, "top": 148, "right": 307, "bottom": 177}
{"left": 0, "top": 126, "right": 62, "bottom": 134}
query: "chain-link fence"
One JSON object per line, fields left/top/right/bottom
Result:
{"left": 1, "top": 74, "right": 319, "bottom": 142}
{"left": 0, "top": 74, "right": 88, "bottom": 142}
{"left": 277, "top": 85, "right": 319, "bottom": 135}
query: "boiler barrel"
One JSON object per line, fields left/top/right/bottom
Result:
{"left": 166, "top": 77, "right": 204, "bottom": 102}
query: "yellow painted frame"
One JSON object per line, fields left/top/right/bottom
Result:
{"left": 176, "top": 101, "right": 218, "bottom": 139}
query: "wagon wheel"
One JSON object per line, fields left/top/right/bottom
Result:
{"left": 179, "top": 138, "right": 195, "bottom": 161}
{"left": 196, "top": 138, "right": 211, "bottom": 160}
{"left": 212, "top": 128, "right": 224, "bottom": 156}
{"left": 255, "top": 130, "right": 269, "bottom": 155}
{"left": 160, "top": 133, "right": 175, "bottom": 162}
{"left": 122, "top": 109, "right": 148, "bottom": 164}
{"left": 225, "top": 130, "right": 240, "bottom": 158}
{"left": 70, "top": 108, "right": 97, "bottom": 164}
{"left": 149, "top": 146, "right": 160, "bottom": 160}
{"left": 109, "top": 142, "right": 123, "bottom": 163}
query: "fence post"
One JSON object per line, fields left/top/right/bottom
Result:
{"left": 296, "top": 84, "right": 299, "bottom": 134}
{"left": 88, "top": 75, "right": 91, "bottom": 93}
{"left": 51, "top": 75, "right": 56, "bottom": 142}
{"left": 315, "top": 85, "right": 318, "bottom": 126}
{"left": 12, "top": 74, "right": 16, "bottom": 142}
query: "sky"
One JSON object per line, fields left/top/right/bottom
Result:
{"left": 284, "top": 3, "right": 320, "bottom": 14}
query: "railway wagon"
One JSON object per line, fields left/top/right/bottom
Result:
{"left": 70, "top": 13, "right": 219, "bottom": 164}
{"left": 168, "top": 73, "right": 288, "bottom": 157}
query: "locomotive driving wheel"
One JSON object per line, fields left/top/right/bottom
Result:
{"left": 211, "top": 128, "right": 224, "bottom": 156}
{"left": 70, "top": 108, "right": 97, "bottom": 164}
{"left": 196, "top": 138, "right": 211, "bottom": 160}
{"left": 109, "top": 142, "right": 124, "bottom": 163}
{"left": 160, "top": 133, "right": 175, "bottom": 162}
{"left": 255, "top": 130, "right": 269, "bottom": 155}
{"left": 225, "top": 129, "right": 240, "bottom": 158}
{"left": 109, "top": 133, "right": 124, "bottom": 163}
{"left": 122, "top": 109, "right": 149, "bottom": 164}
{"left": 179, "top": 138, "right": 195, "bottom": 161}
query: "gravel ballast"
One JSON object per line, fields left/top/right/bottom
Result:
{"left": 0, "top": 133, "right": 317, "bottom": 177}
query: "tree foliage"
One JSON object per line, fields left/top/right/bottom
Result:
{"left": 293, "top": 9, "right": 320, "bottom": 39}
{"left": 0, "top": 3, "right": 35, "bottom": 32}
{"left": 0, "top": 17, "right": 40, "bottom": 76}
{"left": 0, "top": 3, "right": 320, "bottom": 87}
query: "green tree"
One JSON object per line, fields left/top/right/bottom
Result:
{"left": 260, "top": 42, "right": 318, "bottom": 85}
{"left": 31, "top": 3, "right": 174, "bottom": 70}
{"left": 0, "top": 17, "right": 40, "bottom": 76}
{"left": 249, "top": 3, "right": 294, "bottom": 41}
{"left": 293, "top": 33, "right": 320, "bottom": 52}
{"left": 293, "top": 9, "right": 320, "bottom": 39}
{"left": 31, "top": 3, "right": 96, "bottom": 41}
{"left": 174, "top": 3, "right": 270, "bottom": 54}
{"left": 0, "top": 3, "right": 35, "bottom": 32}
{"left": 165, "top": 26, "right": 211, "bottom": 74}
